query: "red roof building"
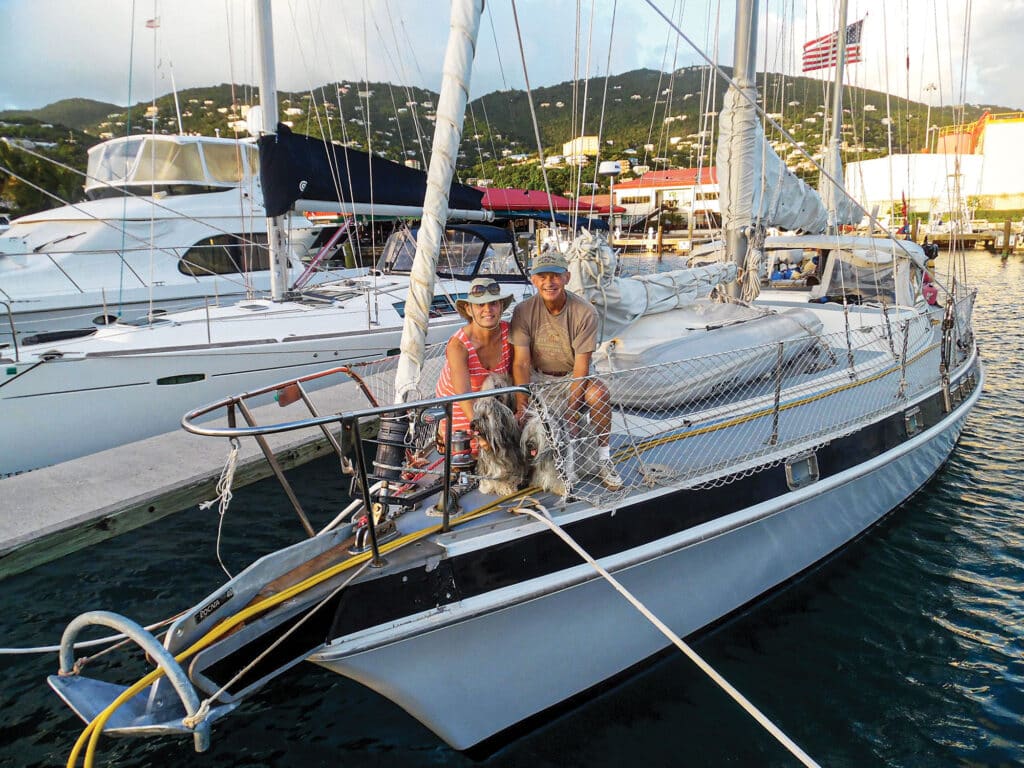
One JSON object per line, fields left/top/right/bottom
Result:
{"left": 574, "top": 194, "right": 627, "bottom": 215}
{"left": 478, "top": 187, "right": 575, "bottom": 212}
{"left": 611, "top": 167, "right": 720, "bottom": 226}
{"left": 613, "top": 167, "right": 718, "bottom": 191}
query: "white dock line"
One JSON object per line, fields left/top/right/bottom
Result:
{"left": 510, "top": 498, "right": 821, "bottom": 768}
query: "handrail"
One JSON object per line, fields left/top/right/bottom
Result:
{"left": 183, "top": 370, "right": 531, "bottom": 562}
{"left": 0, "top": 300, "right": 18, "bottom": 362}
{"left": 182, "top": 376, "right": 530, "bottom": 440}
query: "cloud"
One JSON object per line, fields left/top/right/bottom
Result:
{"left": 969, "top": 0, "right": 1024, "bottom": 108}
{"left": 1, "top": 0, "right": 1018, "bottom": 115}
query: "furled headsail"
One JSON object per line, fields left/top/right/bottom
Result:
{"left": 818, "top": 142, "right": 862, "bottom": 228}
{"left": 258, "top": 123, "right": 484, "bottom": 217}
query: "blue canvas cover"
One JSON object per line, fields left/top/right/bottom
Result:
{"left": 259, "top": 124, "right": 484, "bottom": 217}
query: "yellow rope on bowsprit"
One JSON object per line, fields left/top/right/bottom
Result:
{"left": 66, "top": 486, "right": 540, "bottom": 767}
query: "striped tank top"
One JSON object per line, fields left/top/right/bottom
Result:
{"left": 435, "top": 321, "right": 512, "bottom": 436}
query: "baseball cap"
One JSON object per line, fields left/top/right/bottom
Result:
{"left": 531, "top": 251, "right": 568, "bottom": 274}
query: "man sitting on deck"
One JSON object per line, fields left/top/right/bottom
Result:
{"left": 510, "top": 251, "right": 623, "bottom": 491}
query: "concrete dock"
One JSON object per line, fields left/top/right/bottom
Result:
{"left": 0, "top": 375, "right": 374, "bottom": 580}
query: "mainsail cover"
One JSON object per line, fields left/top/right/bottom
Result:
{"left": 717, "top": 84, "right": 829, "bottom": 234}
{"left": 818, "top": 142, "right": 862, "bottom": 227}
{"left": 258, "top": 123, "right": 484, "bottom": 217}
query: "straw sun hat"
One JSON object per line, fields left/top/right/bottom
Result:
{"left": 455, "top": 277, "right": 513, "bottom": 321}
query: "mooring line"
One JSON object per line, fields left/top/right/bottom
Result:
{"left": 510, "top": 498, "right": 821, "bottom": 768}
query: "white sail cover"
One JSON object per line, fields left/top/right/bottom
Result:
{"left": 717, "top": 84, "right": 829, "bottom": 234}
{"left": 565, "top": 229, "right": 737, "bottom": 340}
{"left": 818, "top": 142, "right": 863, "bottom": 227}
{"left": 393, "top": 0, "right": 482, "bottom": 402}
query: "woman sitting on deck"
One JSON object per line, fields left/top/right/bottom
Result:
{"left": 434, "top": 277, "right": 514, "bottom": 450}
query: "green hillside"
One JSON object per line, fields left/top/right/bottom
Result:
{"left": 0, "top": 98, "right": 124, "bottom": 131}
{"left": 0, "top": 67, "right": 1009, "bottom": 215}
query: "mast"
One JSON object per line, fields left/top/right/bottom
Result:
{"left": 392, "top": 0, "right": 483, "bottom": 402}
{"left": 724, "top": 0, "right": 759, "bottom": 295}
{"left": 255, "top": 0, "right": 289, "bottom": 302}
{"left": 820, "top": 0, "right": 849, "bottom": 233}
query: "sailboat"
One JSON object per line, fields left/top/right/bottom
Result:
{"left": 0, "top": 132, "right": 326, "bottom": 347}
{"left": 47, "top": 0, "right": 980, "bottom": 760}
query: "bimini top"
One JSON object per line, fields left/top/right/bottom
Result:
{"left": 85, "top": 134, "right": 259, "bottom": 200}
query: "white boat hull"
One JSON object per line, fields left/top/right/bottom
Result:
{"left": 0, "top": 323, "right": 450, "bottom": 474}
{"left": 0, "top": 274, "right": 534, "bottom": 474}
{"left": 310, "top": 370, "right": 979, "bottom": 750}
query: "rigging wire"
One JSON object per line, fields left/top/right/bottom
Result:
{"left": 509, "top": 0, "right": 561, "bottom": 245}
{"left": 583, "top": 0, "right": 620, "bottom": 223}
{"left": 118, "top": 0, "right": 140, "bottom": 319}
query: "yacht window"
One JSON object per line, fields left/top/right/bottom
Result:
{"left": 436, "top": 230, "right": 483, "bottom": 277}
{"left": 135, "top": 140, "right": 205, "bottom": 184}
{"left": 179, "top": 233, "right": 272, "bottom": 276}
{"left": 204, "top": 143, "right": 248, "bottom": 183}
{"left": 87, "top": 138, "right": 144, "bottom": 185}
{"left": 476, "top": 243, "right": 519, "bottom": 276}
{"left": 379, "top": 228, "right": 417, "bottom": 272}
{"left": 379, "top": 228, "right": 492, "bottom": 278}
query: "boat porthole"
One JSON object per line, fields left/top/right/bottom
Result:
{"left": 904, "top": 406, "right": 923, "bottom": 437}
{"left": 784, "top": 450, "right": 819, "bottom": 491}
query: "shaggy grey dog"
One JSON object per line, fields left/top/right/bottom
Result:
{"left": 470, "top": 374, "right": 528, "bottom": 496}
{"left": 520, "top": 391, "right": 603, "bottom": 497}
{"left": 520, "top": 407, "right": 567, "bottom": 496}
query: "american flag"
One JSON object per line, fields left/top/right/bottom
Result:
{"left": 802, "top": 19, "right": 864, "bottom": 72}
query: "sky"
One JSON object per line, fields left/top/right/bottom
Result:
{"left": 1, "top": 0, "right": 1021, "bottom": 115}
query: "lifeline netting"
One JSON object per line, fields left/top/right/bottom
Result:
{"left": 524, "top": 295, "right": 976, "bottom": 505}
{"left": 278, "top": 292, "right": 974, "bottom": 509}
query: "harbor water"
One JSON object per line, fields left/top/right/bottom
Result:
{"left": 1, "top": 253, "right": 1022, "bottom": 767}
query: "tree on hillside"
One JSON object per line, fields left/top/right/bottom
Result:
{"left": 0, "top": 138, "right": 90, "bottom": 215}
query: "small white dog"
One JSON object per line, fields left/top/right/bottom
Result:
{"left": 470, "top": 374, "right": 528, "bottom": 496}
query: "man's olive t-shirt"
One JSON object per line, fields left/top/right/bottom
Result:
{"left": 509, "top": 291, "right": 597, "bottom": 374}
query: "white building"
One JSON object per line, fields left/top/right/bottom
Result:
{"left": 846, "top": 111, "right": 1024, "bottom": 214}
